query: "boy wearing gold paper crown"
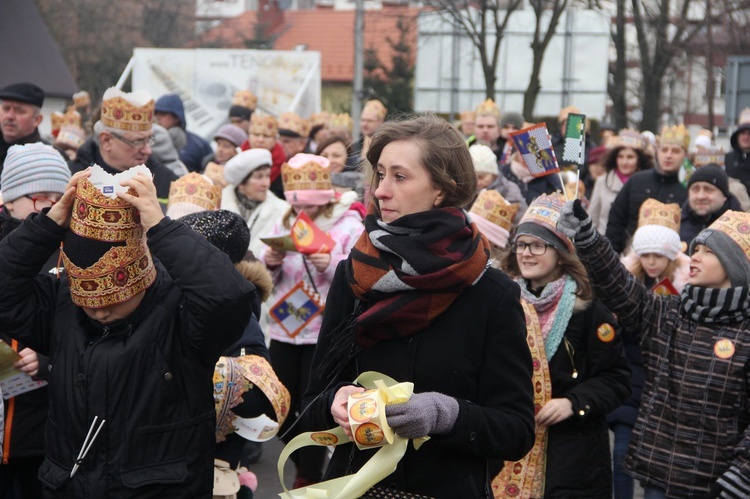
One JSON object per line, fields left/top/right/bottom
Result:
{"left": 0, "top": 165, "right": 255, "bottom": 497}
{"left": 605, "top": 124, "right": 690, "bottom": 254}
{"left": 71, "top": 88, "right": 178, "bottom": 201}
{"left": 559, "top": 197, "right": 750, "bottom": 498}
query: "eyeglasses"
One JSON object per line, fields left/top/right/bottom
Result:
{"left": 110, "top": 131, "right": 155, "bottom": 149}
{"left": 25, "top": 195, "right": 58, "bottom": 211}
{"left": 511, "top": 241, "right": 553, "bottom": 256}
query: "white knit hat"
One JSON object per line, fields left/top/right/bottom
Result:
{"left": 631, "top": 224, "right": 681, "bottom": 260}
{"left": 469, "top": 144, "right": 498, "bottom": 176}
{"left": 1, "top": 143, "right": 71, "bottom": 202}
{"left": 224, "top": 149, "right": 273, "bottom": 187}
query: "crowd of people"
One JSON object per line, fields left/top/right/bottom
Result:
{"left": 0, "top": 78, "right": 750, "bottom": 499}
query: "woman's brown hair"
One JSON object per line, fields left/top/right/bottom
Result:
{"left": 366, "top": 114, "right": 477, "bottom": 211}
{"left": 602, "top": 145, "right": 654, "bottom": 174}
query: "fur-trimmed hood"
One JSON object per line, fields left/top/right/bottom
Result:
{"left": 235, "top": 260, "right": 273, "bottom": 303}
{"left": 621, "top": 250, "right": 691, "bottom": 293}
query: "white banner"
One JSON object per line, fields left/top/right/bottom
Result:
{"left": 131, "top": 48, "right": 321, "bottom": 139}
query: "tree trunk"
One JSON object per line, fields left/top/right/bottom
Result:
{"left": 640, "top": 74, "right": 663, "bottom": 132}
{"left": 523, "top": 62, "right": 542, "bottom": 119}
{"left": 484, "top": 62, "right": 496, "bottom": 101}
{"left": 611, "top": 2, "right": 628, "bottom": 129}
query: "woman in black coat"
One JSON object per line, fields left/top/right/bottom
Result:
{"left": 299, "top": 115, "right": 536, "bottom": 498}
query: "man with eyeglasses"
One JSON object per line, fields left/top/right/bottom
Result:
{"left": 0, "top": 83, "right": 47, "bottom": 172}
{"left": 71, "top": 87, "right": 177, "bottom": 201}
{"left": 0, "top": 143, "right": 71, "bottom": 499}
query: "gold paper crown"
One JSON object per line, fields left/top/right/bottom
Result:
{"left": 64, "top": 177, "right": 156, "bottom": 308}
{"left": 167, "top": 173, "right": 222, "bottom": 212}
{"left": 278, "top": 112, "right": 310, "bottom": 138}
{"left": 709, "top": 211, "right": 750, "bottom": 262}
{"left": 697, "top": 128, "right": 713, "bottom": 139}
{"left": 281, "top": 160, "right": 332, "bottom": 192}
{"left": 73, "top": 90, "right": 91, "bottom": 108}
{"left": 470, "top": 190, "right": 518, "bottom": 232}
{"left": 638, "top": 198, "right": 681, "bottom": 232}
{"left": 51, "top": 107, "right": 82, "bottom": 134}
{"left": 693, "top": 146, "right": 726, "bottom": 168}
{"left": 518, "top": 192, "right": 575, "bottom": 253}
{"left": 328, "top": 113, "right": 353, "bottom": 133}
{"left": 362, "top": 100, "right": 387, "bottom": 120}
{"left": 659, "top": 124, "right": 691, "bottom": 150}
{"left": 309, "top": 112, "right": 330, "bottom": 128}
{"left": 232, "top": 90, "right": 258, "bottom": 111}
{"left": 249, "top": 114, "right": 278, "bottom": 137}
{"left": 101, "top": 96, "right": 154, "bottom": 132}
{"left": 460, "top": 110, "right": 475, "bottom": 122}
{"left": 608, "top": 129, "right": 645, "bottom": 150}
{"left": 55, "top": 124, "right": 86, "bottom": 150}
{"left": 475, "top": 99, "right": 500, "bottom": 118}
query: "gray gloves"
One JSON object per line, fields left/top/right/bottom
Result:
{"left": 385, "top": 392, "right": 459, "bottom": 439}
{"left": 558, "top": 199, "right": 597, "bottom": 247}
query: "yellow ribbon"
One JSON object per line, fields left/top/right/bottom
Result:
{"left": 277, "top": 372, "right": 426, "bottom": 498}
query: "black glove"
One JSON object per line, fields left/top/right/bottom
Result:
{"left": 557, "top": 199, "right": 596, "bottom": 247}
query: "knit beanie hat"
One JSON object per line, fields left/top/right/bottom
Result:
{"left": 687, "top": 164, "right": 730, "bottom": 198}
{"left": 180, "top": 210, "right": 250, "bottom": 264}
{"left": 631, "top": 199, "right": 682, "bottom": 260}
{"left": 515, "top": 193, "right": 574, "bottom": 254}
{"left": 689, "top": 210, "right": 750, "bottom": 287}
{"left": 1, "top": 143, "right": 71, "bottom": 202}
{"left": 224, "top": 149, "right": 273, "bottom": 187}
{"left": 500, "top": 112, "right": 524, "bottom": 130}
{"left": 469, "top": 144, "right": 499, "bottom": 176}
{"left": 214, "top": 124, "right": 248, "bottom": 148}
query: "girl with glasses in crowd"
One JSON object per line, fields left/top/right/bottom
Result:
{"left": 497, "top": 193, "right": 630, "bottom": 498}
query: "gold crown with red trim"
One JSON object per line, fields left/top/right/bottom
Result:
{"left": 608, "top": 128, "right": 645, "bottom": 150}
{"left": 709, "top": 211, "right": 750, "bottom": 261}
{"left": 51, "top": 107, "right": 82, "bottom": 135}
{"left": 63, "top": 177, "right": 156, "bottom": 308}
{"left": 249, "top": 114, "right": 278, "bottom": 137}
{"left": 73, "top": 90, "right": 91, "bottom": 108}
{"left": 167, "top": 173, "right": 222, "bottom": 212}
{"left": 309, "top": 112, "right": 330, "bottom": 127}
{"left": 475, "top": 99, "right": 500, "bottom": 118}
{"left": 659, "top": 124, "right": 691, "bottom": 151}
{"left": 232, "top": 90, "right": 258, "bottom": 111}
{"left": 100, "top": 91, "right": 154, "bottom": 133}
{"left": 638, "top": 198, "right": 681, "bottom": 232}
{"left": 281, "top": 159, "right": 332, "bottom": 192}
{"left": 278, "top": 112, "right": 310, "bottom": 138}
{"left": 328, "top": 113, "right": 353, "bottom": 133}
{"left": 470, "top": 190, "right": 518, "bottom": 232}
{"left": 362, "top": 100, "right": 387, "bottom": 120}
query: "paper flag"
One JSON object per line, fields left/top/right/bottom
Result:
{"left": 269, "top": 281, "right": 324, "bottom": 338}
{"left": 291, "top": 212, "right": 336, "bottom": 255}
{"left": 260, "top": 234, "right": 297, "bottom": 253}
{"left": 510, "top": 124, "right": 560, "bottom": 178}
{"left": 562, "top": 113, "right": 586, "bottom": 165}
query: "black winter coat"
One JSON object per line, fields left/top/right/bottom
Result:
{"left": 605, "top": 169, "right": 687, "bottom": 254}
{"left": 71, "top": 138, "right": 178, "bottom": 201}
{"left": 679, "top": 195, "right": 741, "bottom": 245}
{"left": 500, "top": 163, "right": 563, "bottom": 205}
{"left": 301, "top": 263, "right": 536, "bottom": 499}
{"left": 725, "top": 149, "right": 750, "bottom": 196}
{"left": 542, "top": 299, "right": 630, "bottom": 498}
{"left": 0, "top": 214, "right": 254, "bottom": 498}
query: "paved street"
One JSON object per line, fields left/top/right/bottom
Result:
{"left": 251, "top": 438, "right": 296, "bottom": 498}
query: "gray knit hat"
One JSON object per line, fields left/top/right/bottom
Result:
{"left": 1, "top": 143, "right": 71, "bottom": 202}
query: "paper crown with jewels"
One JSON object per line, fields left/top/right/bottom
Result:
{"left": 249, "top": 114, "right": 278, "bottom": 137}
{"left": 608, "top": 128, "right": 646, "bottom": 150}
{"left": 166, "top": 173, "right": 222, "bottom": 219}
{"left": 278, "top": 112, "right": 310, "bottom": 138}
{"left": 232, "top": 89, "right": 258, "bottom": 111}
{"left": 638, "top": 198, "right": 681, "bottom": 232}
{"left": 470, "top": 190, "right": 518, "bottom": 249}
{"left": 707, "top": 211, "right": 750, "bottom": 261}
{"left": 693, "top": 146, "right": 726, "bottom": 168}
{"left": 51, "top": 107, "right": 82, "bottom": 136}
{"left": 282, "top": 154, "right": 334, "bottom": 206}
{"left": 62, "top": 169, "right": 156, "bottom": 309}
{"left": 55, "top": 124, "right": 86, "bottom": 150}
{"left": 475, "top": 99, "right": 500, "bottom": 118}
{"left": 309, "top": 112, "right": 330, "bottom": 128}
{"left": 73, "top": 90, "right": 91, "bottom": 108}
{"left": 659, "top": 124, "right": 691, "bottom": 151}
{"left": 362, "top": 99, "right": 387, "bottom": 120}
{"left": 100, "top": 88, "right": 154, "bottom": 133}
{"left": 328, "top": 113, "right": 353, "bottom": 133}
{"left": 516, "top": 192, "right": 575, "bottom": 254}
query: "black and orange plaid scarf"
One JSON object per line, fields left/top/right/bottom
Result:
{"left": 346, "top": 206, "right": 490, "bottom": 348}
